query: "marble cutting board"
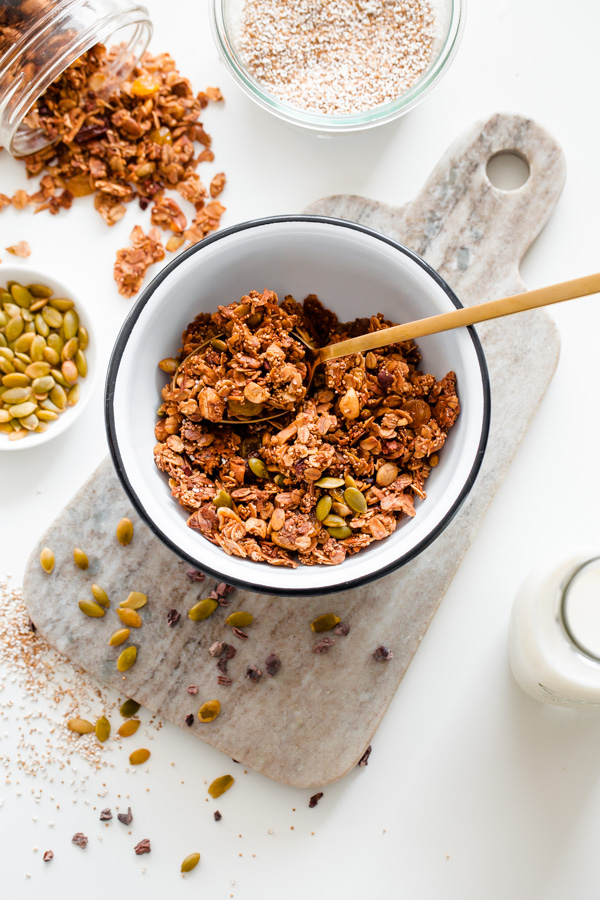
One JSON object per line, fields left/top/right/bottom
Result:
{"left": 23, "top": 113, "right": 565, "bottom": 789}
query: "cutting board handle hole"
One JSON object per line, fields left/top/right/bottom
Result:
{"left": 486, "top": 150, "right": 530, "bottom": 191}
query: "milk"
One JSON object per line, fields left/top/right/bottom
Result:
{"left": 509, "top": 552, "right": 600, "bottom": 707}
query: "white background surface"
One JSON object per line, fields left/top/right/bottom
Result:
{"left": 1, "top": 0, "right": 600, "bottom": 897}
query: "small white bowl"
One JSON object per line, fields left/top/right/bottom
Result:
{"left": 0, "top": 264, "right": 96, "bottom": 451}
{"left": 106, "top": 216, "right": 490, "bottom": 595}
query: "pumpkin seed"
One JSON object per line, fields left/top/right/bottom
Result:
{"left": 79, "top": 599, "right": 106, "bottom": 617}
{"left": 109, "top": 628, "right": 130, "bottom": 646}
{"left": 158, "top": 357, "right": 178, "bottom": 374}
{"left": 11, "top": 284, "right": 33, "bottom": 308}
{"left": 248, "top": 457, "right": 268, "bottom": 479}
{"left": 328, "top": 526, "right": 353, "bottom": 539}
{"left": 68, "top": 717, "right": 95, "bottom": 734}
{"left": 119, "top": 591, "right": 147, "bottom": 610}
{"left": 212, "top": 489, "right": 232, "bottom": 509}
{"left": 211, "top": 337, "right": 228, "bottom": 352}
{"left": 322, "top": 514, "right": 347, "bottom": 528}
{"left": 50, "top": 367, "right": 68, "bottom": 387}
{"left": 43, "top": 346, "right": 60, "bottom": 366}
{"left": 247, "top": 310, "right": 264, "bottom": 327}
{"left": 315, "top": 495, "right": 333, "bottom": 521}
{"left": 188, "top": 599, "right": 218, "bottom": 621}
{"left": 14, "top": 351, "right": 32, "bottom": 365}
{"left": 61, "top": 360, "right": 78, "bottom": 384}
{"left": 95, "top": 715, "right": 110, "bottom": 743}
{"left": 30, "top": 334, "right": 46, "bottom": 362}
{"left": 6, "top": 316, "right": 24, "bottom": 342}
{"left": 225, "top": 611, "right": 254, "bottom": 628}
{"left": 41, "top": 306, "right": 63, "bottom": 329}
{"left": 181, "top": 852, "right": 201, "bottom": 873}
{"left": 339, "top": 387, "right": 360, "bottom": 419}
{"left": 32, "top": 375, "right": 55, "bottom": 394}
{"left": 25, "top": 361, "right": 50, "bottom": 379}
{"left": 14, "top": 332, "right": 35, "bottom": 352}
{"left": 315, "top": 476, "right": 345, "bottom": 489}
{"left": 0, "top": 347, "right": 14, "bottom": 360}
{"left": 73, "top": 547, "right": 89, "bottom": 569}
{"left": 20, "top": 412, "right": 39, "bottom": 431}
{"left": 0, "top": 410, "right": 9, "bottom": 423}
{"left": 274, "top": 473, "right": 286, "bottom": 488}
{"left": 198, "top": 699, "right": 221, "bottom": 723}
{"left": 116, "top": 518, "right": 134, "bottom": 545}
{"left": 49, "top": 297, "right": 74, "bottom": 312}
{"left": 49, "top": 383, "right": 67, "bottom": 409}
{"left": 120, "top": 699, "right": 141, "bottom": 717}
{"left": 331, "top": 501, "right": 352, "bottom": 517}
{"left": 61, "top": 337, "right": 79, "bottom": 360}
{"left": 0, "top": 358, "right": 14, "bottom": 375}
{"left": 310, "top": 613, "right": 341, "bottom": 633}
{"left": 9, "top": 401, "right": 37, "bottom": 418}
{"left": 74, "top": 350, "right": 87, "bottom": 377}
{"left": 78, "top": 326, "right": 89, "bottom": 350}
{"left": 40, "top": 547, "right": 55, "bottom": 573}
{"left": 62, "top": 309, "right": 79, "bottom": 339}
{"left": 117, "top": 608, "right": 142, "bottom": 628}
{"left": 129, "top": 748, "right": 150, "bottom": 765}
{"left": 27, "top": 284, "right": 53, "bottom": 299}
{"left": 344, "top": 487, "right": 367, "bottom": 515}
{"left": 91, "top": 584, "right": 110, "bottom": 607}
{"left": 118, "top": 719, "right": 140, "bottom": 737}
{"left": 117, "top": 646, "right": 138, "bottom": 672}
{"left": 66, "top": 383, "right": 79, "bottom": 406}
{"left": 47, "top": 333, "right": 63, "bottom": 354}
{"left": 208, "top": 774, "right": 234, "bottom": 798}
{"left": 37, "top": 409, "right": 58, "bottom": 422}
{"left": 227, "top": 397, "right": 263, "bottom": 417}
{"left": 2, "top": 386, "right": 32, "bottom": 404}
{"left": 376, "top": 462, "right": 399, "bottom": 486}
{"left": 35, "top": 314, "right": 50, "bottom": 337}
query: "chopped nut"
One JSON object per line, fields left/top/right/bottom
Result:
{"left": 5, "top": 240, "right": 31, "bottom": 258}
{"left": 308, "top": 792, "right": 323, "bottom": 808}
{"left": 373, "top": 645, "right": 393, "bottom": 661}
{"left": 313, "top": 638, "right": 335, "bottom": 654}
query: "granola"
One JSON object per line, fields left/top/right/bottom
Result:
{"left": 154, "top": 290, "right": 460, "bottom": 568}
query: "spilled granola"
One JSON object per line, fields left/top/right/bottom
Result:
{"left": 154, "top": 290, "right": 460, "bottom": 568}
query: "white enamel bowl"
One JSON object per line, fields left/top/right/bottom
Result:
{"left": 106, "top": 217, "right": 490, "bottom": 595}
{"left": 0, "top": 264, "right": 96, "bottom": 451}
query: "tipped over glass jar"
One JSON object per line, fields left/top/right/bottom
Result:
{"left": 0, "top": 0, "right": 152, "bottom": 156}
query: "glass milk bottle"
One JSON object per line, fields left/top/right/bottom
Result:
{"left": 509, "top": 551, "right": 600, "bottom": 707}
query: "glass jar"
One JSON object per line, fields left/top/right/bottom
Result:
{"left": 0, "top": 0, "right": 152, "bottom": 156}
{"left": 509, "top": 551, "right": 600, "bottom": 707}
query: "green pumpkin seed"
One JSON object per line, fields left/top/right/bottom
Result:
{"left": 0, "top": 358, "right": 14, "bottom": 375}
{"left": 73, "top": 547, "right": 89, "bottom": 570}
{"left": 315, "top": 476, "right": 345, "bottom": 489}
{"left": 40, "top": 547, "right": 55, "bottom": 573}
{"left": 315, "top": 495, "right": 333, "bottom": 521}
{"left": 61, "top": 360, "right": 78, "bottom": 384}
{"left": 32, "top": 375, "right": 55, "bottom": 394}
{"left": 25, "top": 361, "right": 50, "bottom": 379}
{"left": 11, "top": 358, "right": 27, "bottom": 374}
{"left": 118, "top": 718, "right": 140, "bottom": 737}
{"left": 30, "top": 334, "right": 46, "bottom": 362}
{"left": 40, "top": 398, "right": 60, "bottom": 413}
{"left": 188, "top": 599, "right": 218, "bottom": 622}
{"left": 47, "top": 333, "right": 63, "bottom": 354}
{"left": 212, "top": 489, "right": 232, "bottom": 509}
{"left": 310, "top": 613, "right": 341, "bottom": 633}
{"left": 14, "top": 351, "right": 31, "bottom": 365}
{"left": 129, "top": 747, "right": 149, "bottom": 765}
{"left": 109, "top": 628, "right": 130, "bottom": 646}
{"left": 8, "top": 401, "right": 37, "bottom": 418}
{"left": 78, "top": 326, "right": 89, "bottom": 351}
{"left": 49, "top": 297, "right": 74, "bottom": 312}
{"left": 207, "top": 774, "right": 234, "bottom": 798}
{"left": 27, "top": 284, "right": 53, "bottom": 299}
{"left": 10, "top": 284, "right": 33, "bottom": 308}
{"left": 227, "top": 397, "right": 263, "bottom": 417}
{"left": 158, "top": 357, "right": 178, "bottom": 374}
{"left": 120, "top": 591, "right": 147, "bottom": 610}
{"left": 61, "top": 337, "right": 79, "bottom": 360}
{"left": 29, "top": 298, "right": 48, "bottom": 312}
{"left": 117, "top": 646, "right": 138, "bottom": 672}
{"left": 5, "top": 316, "right": 24, "bottom": 342}
{"left": 248, "top": 457, "right": 268, "bottom": 479}
{"left": 34, "top": 314, "right": 50, "bottom": 337}
{"left": 20, "top": 412, "right": 39, "bottom": 431}
{"left": 79, "top": 599, "right": 106, "bottom": 617}
{"left": 0, "top": 310, "right": 6, "bottom": 327}
{"left": 328, "top": 526, "right": 353, "bottom": 539}
{"left": 117, "top": 608, "right": 142, "bottom": 628}
{"left": 0, "top": 347, "right": 14, "bottom": 360}
{"left": 0, "top": 334, "right": 7, "bottom": 348}
{"left": 116, "top": 518, "right": 134, "bottom": 545}
{"left": 50, "top": 384, "right": 67, "bottom": 410}
{"left": 198, "top": 700, "right": 220, "bottom": 722}
{"left": 120, "top": 699, "right": 141, "bottom": 718}
{"left": 211, "top": 338, "right": 227, "bottom": 351}
{"left": 51, "top": 368, "right": 69, "bottom": 388}
{"left": 37, "top": 409, "right": 58, "bottom": 422}
{"left": 274, "top": 474, "right": 286, "bottom": 488}
{"left": 246, "top": 310, "right": 264, "bottom": 327}
{"left": 181, "top": 852, "right": 201, "bottom": 873}
{"left": 74, "top": 349, "right": 87, "bottom": 377}
{"left": 67, "top": 384, "right": 80, "bottom": 406}
{"left": 62, "top": 309, "right": 79, "bottom": 339}
{"left": 68, "top": 717, "right": 95, "bottom": 734}
{"left": 91, "top": 584, "right": 110, "bottom": 608}
{"left": 14, "top": 332, "right": 35, "bottom": 353}
{"left": 225, "top": 611, "right": 254, "bottom": 628}
{"left": 322, "top": 514, "right": 347, "bottom": 528}
{"left": 0, "top": 410, "right": 9, "bottom": 424}
{"left": 43, "top": 346, "right": 60, "bottom": 366}
{"left": 41, "top": 306, "right": 63, "bottom": 329}
{"left": 95, "top": 715, "right": 110, "bottom": 743}
{"left": 344, "top": 487, "right": 367, "bottom": 515}
{"left": 2, "top": 373, "right": 29, "bottom": 388}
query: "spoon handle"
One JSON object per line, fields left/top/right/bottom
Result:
{"left": 318, "top": 273, "right": 600, "bottom": 362}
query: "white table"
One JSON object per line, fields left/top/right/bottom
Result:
{"left": 2, "top": 1, "right": 600, "bottom": 896}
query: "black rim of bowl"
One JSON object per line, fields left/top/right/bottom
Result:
{"left": 105, "top": 215, "right": 491, "bottom": 597}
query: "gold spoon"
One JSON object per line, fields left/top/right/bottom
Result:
{"left": 176, "top": 273, "right": 600, "bottom": 424}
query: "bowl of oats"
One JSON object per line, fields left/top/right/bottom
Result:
{"left": 209, "top": 0, "right": 464, "bottom": 132}
{"left": 106, "top": 215, "right": 490, "bottom": 595}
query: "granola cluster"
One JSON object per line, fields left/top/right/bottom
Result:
{"left": 154, "top": 291, "right": 460, "bottom": 568}
{"left": 0, "top": 45, "right": 226, "bottom": 297}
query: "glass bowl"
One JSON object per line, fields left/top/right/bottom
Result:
{"left": 210, "top": 0, "right": 465, "bottom": 133}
